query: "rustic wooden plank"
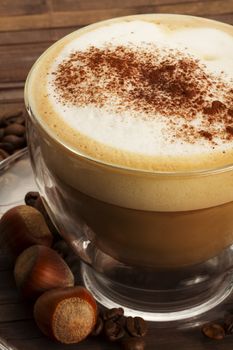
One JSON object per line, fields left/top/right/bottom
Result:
{"left": 0, "top": 271, "right": 16, "bottom": 289}
{"left": 0, "top": 0, "right": 232, "bottom": 32}
{"left": 42, "top": 1, "right": 233, "bottom": 28}
{"left": 0, "top": 27, "right": 79, "bottom": 46}
{"left": 0, "top": 0, "right": 49, "bottom": 16}
{"left": 0, "top": 303, "right": 32, "bottom": 322}
{"left": 0, "top": 13, "right": 52, "bottom": 32}
{"left": 51, "top": 0, "right": 204, "bottom": 11}
{"left": 0, "top": 87, "right": 24, "bottom": 103}
{"left": 0, "top": 252, "right": 14, "bottom": 271}
{"left": 8, "top": 336, "right": 119, "bottom": 350}
{"left": 0, "top": 288, "right": 19, "bottom": 304}
{"left": 1, "top": 317, "right": 233, "bottom": 349}
{"left": 0, "top": 320, "right": 41, "bottom": 340}
{"left": 0, "top": 42, "right": 51, "bottom": 83}
{"left": 207, "top": 13, "right": 233, "bottom": 24}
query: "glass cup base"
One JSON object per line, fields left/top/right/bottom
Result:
{"left": 82, "top": 262, "right": 233, "bottom": 323}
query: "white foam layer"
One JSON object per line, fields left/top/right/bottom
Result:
{"left": 47, "top": 20, "right": 233, "bottom": 158}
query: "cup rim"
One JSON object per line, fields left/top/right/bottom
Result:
{"left": 24, "top": 13, "right": 233, "bottom": 178}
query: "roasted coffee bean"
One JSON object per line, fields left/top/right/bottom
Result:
{"left": 14, "top": 115, "right": 25, "bottom": 125}
{"left": 0, "top": 148, "right": 9, "bottom": 161}
{"left": 126, "top": 317, "right": 147, "bottom": 337}
{"left": 0, "top": 128, "right": 4, "bottom": 140}
{"left": 224, "top": 314, "right": 233, "bottom": 334}
{"left": 91, "top": 316, "right": 104, "bottom": 336}
{"left": 2, "top": 135, "right": 25, "bottom": 148}
{"left": 104, "top": 319, "right": 125, "bottom": 342}
{"left": 0, "top": 111, "right": 23, "bottom": 127}
{"left": 0, "top": 142, "right": 15, "bottom": 153}
{"left": 103, "top": 307, "right": 124, "bottom": 321}
{"left": 202, "top": 323, "right": 225, "bottom": 340}
{"left": 4, "top": 123, "right": 25, "bottom": 136}
{"left": 24, "top": 191, "right": 40, "bottom": 207}
{"left": 117, "top": 315, "right": 126, "bottom": 328}
{"left": 121, "top": 336, "right": 145, "bottom": 350}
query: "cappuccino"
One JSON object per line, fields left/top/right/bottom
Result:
{"left": 26, "top": 14, "right": 233, "bottom": 267}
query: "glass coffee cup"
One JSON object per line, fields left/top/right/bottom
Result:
{"left": 25, "top": 14, "right": 233, "bottom": 322}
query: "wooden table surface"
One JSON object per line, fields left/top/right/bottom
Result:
{"left": 1, "top": 1, "right": 233, "bottom": 349}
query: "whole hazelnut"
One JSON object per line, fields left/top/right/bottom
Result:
{"left": 34, "top": 286, "right": 97, "bottom": 344}
{"left": 0, "top": 205, "right": 53, "bottom": 255}
{"left": 14, "top": 245, "right": 74, "bottom": 299}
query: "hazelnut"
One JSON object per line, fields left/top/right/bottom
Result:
{"left": 0, "top": 205, "right": 53, "bottom": 255}
{"left": 34, "top": 286, "right": 97, "bottom": 344}
{"left": 14, "top": 245, "right": 74, "bottom": 299}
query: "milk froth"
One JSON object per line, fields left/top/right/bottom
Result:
{"left": 27, "top": 14, "right": 233, "bottom": 172}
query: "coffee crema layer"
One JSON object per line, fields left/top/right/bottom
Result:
{"left": 27, "top": 14, "right": 233, "bottom": 172}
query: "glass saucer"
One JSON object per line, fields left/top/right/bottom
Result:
{"left": 0, "top": 151, "right": 36, "bottom": 218}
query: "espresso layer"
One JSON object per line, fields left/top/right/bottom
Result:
{"left": 44, "top": 171, "right": 233, "bottom": 268}
{"left": 27, "top": 14, "right": 233, "bottom": 172}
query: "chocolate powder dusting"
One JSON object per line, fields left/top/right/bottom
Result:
{"left": 52, "top": 44, "right": 233, "bottom": 145}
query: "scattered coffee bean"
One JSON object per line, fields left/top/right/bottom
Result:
{"left": 0, "top": 109, "right": 27, "bottom": 162}
{"left": 2, "top": 134, "right": 25, "bottom": 148}
{"left": 0, "top": 142, "right": 15, "bottom": 153}
{"left": 24, "top": 191, "right": 40, "bottom": 207}
{"left": 103, "top": 307, "right": 124, "bottom": 321}
{"left": 104, "top": 319, "right": 125, "bottom": 342}
{"left": 121, "top": 336, "right": 145, "bottom": 350}
{"left": 224, "top": 314, "right": 233, "bottom": 334}
{"left": 0, "top": 149, "right": 9, "bottom": 161}
{"left": 0, "top": 128, "right": 4, "bottom": 140}
{"left": 0, "top": 110, "right": 24, "bottom": 127}
{"left": 4, "top": 123, "right": 25, "bottom": 136}
{"left": 91, "top": 316, "right": 104, "bottom": 336}
{"left": 126, "top": 317, "right": 147, "bottom": 337}
{"left": 202, "top": 323, "right": 225, "bottom": 340}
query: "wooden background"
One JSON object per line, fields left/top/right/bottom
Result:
{"left": 1, "top": 0, "right": 233, "bottom": 349}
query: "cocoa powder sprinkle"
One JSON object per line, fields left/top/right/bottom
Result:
{"left": 52, "top": 44, "right": 233, "bottom": 145}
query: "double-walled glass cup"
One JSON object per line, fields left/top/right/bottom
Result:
{"left": 25, "top": 15, "right": 233, "bottom": 322}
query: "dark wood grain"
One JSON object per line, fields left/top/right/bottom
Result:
{"left": 1, "top": 1, "right": 233, "bottom": 349}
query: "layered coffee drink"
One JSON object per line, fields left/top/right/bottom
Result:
{"left": 26, "top": 14, "right": 233, "bottom": 268}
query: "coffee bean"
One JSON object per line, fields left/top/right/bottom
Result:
{"left": 202, "top": 323, "right": 225, "bottom": 340}
{"left": 91, "top": 316, "right": 104, "bottom": 336}
{"left": 0, "top": 110, "right": 24, "bottom": 127}
{"left": 126, "top": 317, "right": 147, "bottom": 337}
{"left": 103, "top": 307, "right": 124, "bottom": 321}
{"left": 24, "top": 191, "right": 40, "bottom": 207}
{"left": 104, "top": 319, "right": 125, "bottom": 342}
{"left": 224, "top": 314, "right": 233, "bottom": 334}
{"left": 14, "top": 116, "right": 25, "bottom": 125}
{"left": 0, "top": 148, "right": 9, "bottom": 161}
{"left": 117, "top": 314, "right": 126, "bottom": 328}
{"left": 4, "top": 123, "right": 25, "bottom": 136}
{"left": 0, "top": 142, "right": 15, "bottom": 153}
{"left": 0, "top": 128, "right": 4, "bottom": 140}
{"left": 2, "top": 135, "right": 25, "bottom": 148}
{"left": 121, "top": 336, "right": 145, "bottom": 350}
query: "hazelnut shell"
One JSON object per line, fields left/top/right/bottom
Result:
{"left": 34, "top": 286, "right": 97, "bottom": 344}
{"left": 14, "top": 245, "right": 74, "bottom": 299}
{"left": 0, "top": 205, "right": 53, "bottom": 255}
